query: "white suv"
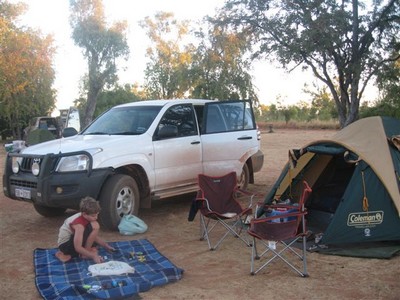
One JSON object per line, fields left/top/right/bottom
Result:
{"left": 3, "top": 99, "right": 264, "bottom": 230}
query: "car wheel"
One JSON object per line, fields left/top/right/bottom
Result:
{"left": 33, "top": 204, "right": 66, "bottom": 217}
{"left": 238, "top": 163, "right": 250, "bottom": 190}
{"left": 99, "top": 174, "right": 140, "bottom": 231}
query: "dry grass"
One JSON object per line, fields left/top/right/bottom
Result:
{"left": 257, "top": 120, "right": 340, "bottom": 131}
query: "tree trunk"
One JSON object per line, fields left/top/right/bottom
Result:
{"left": 82, "top": 57, "right": 103, "bottom": 128}
{"left": 82, "top": 85, "right": 101, "bottom": 128}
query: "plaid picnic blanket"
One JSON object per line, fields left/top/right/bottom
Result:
{"left": 34, "top": 239, "right": 184, "bottom": 300}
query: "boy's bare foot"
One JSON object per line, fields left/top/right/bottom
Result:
{"left": 55, "top": 251, "right": 71, "bottom": 263}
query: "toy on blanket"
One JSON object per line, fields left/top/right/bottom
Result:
{"left": 88, "top": 260, "right": 135, "bottom": 276}
{"left": 128, "top": 251, "right": 147, "bottom": 262}
{"left": 83, "top": 280, "right": 128, "bottom": 293}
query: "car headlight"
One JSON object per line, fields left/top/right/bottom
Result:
{"left": 12, "top": 157, "right": 22, "bottom": 173}
{"left": 56, "top": 155, "right": 90, "bottom": 172}
{"left": 32, "top": 161, "right": 40, "bottom": 176}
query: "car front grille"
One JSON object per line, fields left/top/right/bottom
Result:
{"left": 10, "top": 179, "right": 37, "bottom": 189}
{"left": 20, "top": 157, "right": 34, "bottom": 172}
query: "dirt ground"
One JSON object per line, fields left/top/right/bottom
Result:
{"left": 1, "top": 129, "right": 399, "bottom": 300}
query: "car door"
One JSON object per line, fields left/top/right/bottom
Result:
{"left": 152, "top": 103, "right": 202, "bottom": 191}
{"left": 200, "top": 100, "right": 259, "bottom": 177}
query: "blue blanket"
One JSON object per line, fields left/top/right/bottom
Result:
{"left": 34, "top": 239, "right": 184, "bottom": 300}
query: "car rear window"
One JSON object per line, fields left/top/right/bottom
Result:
{"left": 203, "top": 101, "right": 255, "bottom": 134}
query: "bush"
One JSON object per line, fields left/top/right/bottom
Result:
{"left": 26, "top": 129, "right": 55, "bottom": 146}
{"left": 257, "top": 120, "right": 340, "bottom": 131}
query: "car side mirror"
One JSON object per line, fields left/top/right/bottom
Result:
{"left": 156, "top": 125, "right": 178, "bottom": 140}
{"left": 62, "top": 127, "right": 78, "bottom": 137}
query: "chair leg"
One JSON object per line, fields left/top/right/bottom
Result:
{"left": 199, "top": 215, "right": 213, "bottom": 250}
{"left": 217, "top": 217, "right": 252, "bottom": 248}
{"left": 250, "top": 238, "right": 308, "bottom": 277}
{"left": 276, "top": 239, "right": 308, "bottom": 277}
{"left": 250, "top": 236, "right": 264, "bottom": 275}
{"left": 199, "top": 215, "right": 251, "bottom": 250}
{"left": 301, "top": 217, "right": 309, "bottom": 277}
{"left": 301, "top": 235, "right": 308, "bottom": 277}
{"left": 251, "top": 237, "right": 256, "bottom": 275}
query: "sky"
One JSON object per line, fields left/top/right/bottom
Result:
{"left": 11, "top": 0, "right": 376, "bottom": 113}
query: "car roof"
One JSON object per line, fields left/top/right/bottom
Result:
{"left": 115, "top": 99, "right": 216, "bottom": 108}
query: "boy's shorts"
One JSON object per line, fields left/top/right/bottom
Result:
{"left": 59, "top": 223, "right": 93, "bottom": 257}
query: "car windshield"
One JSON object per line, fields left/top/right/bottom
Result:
{"left": 82, "top": 106, "right": 162, "bottom": 135}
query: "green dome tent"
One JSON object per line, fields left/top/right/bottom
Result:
{"left": 262, "top": 116, "right": 400, "bottom": 258}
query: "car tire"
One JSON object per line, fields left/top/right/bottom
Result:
{"left": 33, "top": 204, "right": 66, "bottom": 217}
{"left": 99, "top": 174, "right": 140, "bottom": 231}
{"left": 238, "top": 163, "right": 250, "bottom": 190}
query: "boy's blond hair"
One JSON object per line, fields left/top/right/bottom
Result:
{"left": 80, "top": 197, "right": 101, "bottom": 215}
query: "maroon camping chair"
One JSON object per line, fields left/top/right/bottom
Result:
{"left": 248, "top": 180, "right": 312, "bottom": 277}
{"left": 196, "top": 172, "right": 256, "bottom": 251}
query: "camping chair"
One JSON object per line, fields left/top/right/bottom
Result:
{"left": 195, "top": 172, "right": 257, "bottom": 251}
{"left": 248, "top": 180, "right": 312, "bottom": 277}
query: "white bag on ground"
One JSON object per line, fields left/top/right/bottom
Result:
{"left": 88, "top": 261, "right": 135, "bottom": 276}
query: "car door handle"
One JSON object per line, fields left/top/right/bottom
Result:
{"left": 237, "top": 136, "right": 252, "bottom": 140}
{"left": 191, "top": 141, "right": 201, "bottom": 145}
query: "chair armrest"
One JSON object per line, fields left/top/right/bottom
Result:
{"left": 254, "top": 203, "right": 308, "bottom": 220}
{"left": 251, "top": 209, "right": 307, "bottom": 224}
{"left": 195, "top": 197, "right": 212, "bottom": 212}
{"left": 264, "top": 204, "right": 302, "bottom": 211}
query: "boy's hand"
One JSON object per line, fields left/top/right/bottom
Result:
{"left": 106, "top": 245, "right": 116, "bottom": 253}
{"left": 93, "top": 255, "right": 104, "bottom": 264}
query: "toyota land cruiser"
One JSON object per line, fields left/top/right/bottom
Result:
{"left": 3, "top": 99, "right": 264, "bottom": 230}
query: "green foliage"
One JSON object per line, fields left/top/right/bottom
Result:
{"left": 26, "top": 129, "right": 55, "bottom": 146}
{"left": 2, "top": 1, "right": 398, "bottom": 140}
{"left": 0, "top": 1, "right": 56, "bottom": 139}
{"left": 304, "top": 85, "right": 338, "bottom": 121}
{"left": 259, "top": 87, "right": 338, "bottom": 124}
{"left": 190, "top": 21, "right": 258, "bottom": 103}
{"left": 75, "top": 84, "right": 143, "bottom": 120}
{"left": 360, "top": 98, "right": 400, "bottom": 119}
{"left": 140, "top": 12, "right": 258, "bottom": 104}
{"left": 363, "top": 55, "right": 400, "bottom": 118}
{"left": 257, "top": 89, "right": 339, "bottom": 124}
{"left": 360, "top": 56, "right": 400, "bottom": 118}
{"left": 219, "top": 0, "right": 400, "bottom": 127}
{"left": 94, "top": 85, "right": 142, "bottom": 117}
{"left": 140, "top": 12, "right": 193, "bottom": 99}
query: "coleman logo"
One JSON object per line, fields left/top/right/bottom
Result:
{"left": 347, "top": 211, "right": 384, "bottom": 226}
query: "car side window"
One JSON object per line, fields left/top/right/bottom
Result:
{"left": 203, "top": 101, "right": 255, "bottom": 134}
{"left": 155, "top": 104, "right": 198, "bottom": 140}
{"left": 204, "top": 105, "right": 227, "bottom": 133}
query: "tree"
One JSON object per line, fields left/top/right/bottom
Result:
{"left": 368, "top": 53, "right": 400, "bottom": 118}
{"left": 141, "top": 12, "right": 259, "bottom": 103}
{"left": 140, "top": 12, "right": 193, "bottom": 99}
{"left": 304, "top": 85, "right": 338, "bottom": 120}
{"left": 0, "top": 1, "right": 56, "bottom": 139}
{"left": 76, "top": 84, "right": 142, "bottom": 119}
{"left": 282, "top": 106, "right": 298, "bottom": 124}
{"left": 218, "top": 0, "right": 400, "bottom": 127}
{"left": 190, "top": 20, "right": 259, "bottom": 103}
{"left": 69, "top": 0, "right": 129, "bottom": 128}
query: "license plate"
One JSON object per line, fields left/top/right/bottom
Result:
{"left": 15, "top": 188, "right": 31, "bottom": 199}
